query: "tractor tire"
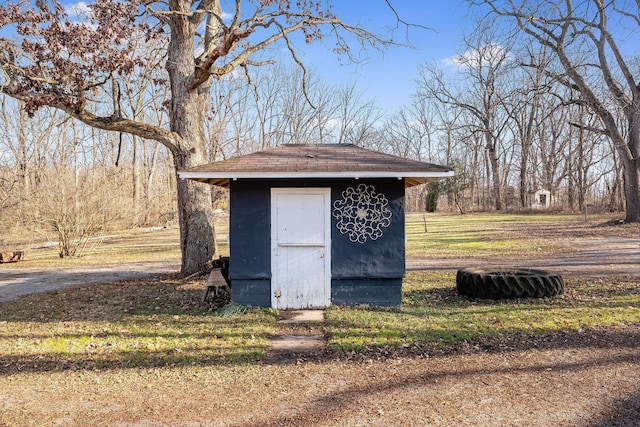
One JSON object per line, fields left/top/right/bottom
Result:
{"left": 456, "top": 267, "right": 564, "bottom": 299}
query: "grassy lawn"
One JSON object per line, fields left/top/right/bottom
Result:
{"left": 0, "top": 277, "right": 276, "bottom": 372}
{"left": 1, "top": 212, "right": 639, "bottom": 372}
{"left": 0, "top": 215, "right": 229, "bottom": 268}
{"left": 405, "top": 212, "right": 585, "bottom": 258}
{"left": 326, "top": 271, "right": 640, "bottom": 355}
{"left": 1, "top": 269, "right": 638, "bottom": 372}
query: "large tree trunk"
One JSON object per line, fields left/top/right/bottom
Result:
{"left": 608, "top": 109, "right": 640, "bottom": 222}
{"left": 621, "top": 155, "right": 640, "bottom": 223}
{"left": 625, "top": 115, "right": 640, "bottom": 222}
{"left": 174, "top": 157, "right": 215, "bottom": 275}
{"left": 167, "top": 1, "right": 215, "bottom": 275}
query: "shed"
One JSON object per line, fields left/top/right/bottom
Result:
{"left": 179, "top": 144, "right": 453, "bottom": 309}
{"left": 532, "top": 188, "right": 551, "bottom": 209}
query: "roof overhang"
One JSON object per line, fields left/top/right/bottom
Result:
{"left": 178, "top": 170, "right": 454, "bottom": 189}
{"left": 178, "top": 144, "right": 455, "bottom": 188}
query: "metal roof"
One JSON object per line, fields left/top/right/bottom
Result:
{"left": 179, "top": 144, "right": 454, "bottom": 188}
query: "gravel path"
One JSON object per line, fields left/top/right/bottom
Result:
{"left": 408, "top": 236, "right": 640, "bottom": 276}
{"left": 0, "top": 261, "right": 180, "bottom": 302}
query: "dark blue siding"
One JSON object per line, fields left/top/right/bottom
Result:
{"left": 228, "top": 178, "right": 405, "bottom": 307}
{"left": 331, "top": 179, "right": 405, "bottom": 280}
{"left": 228, "top": 180, "right": 271, "bottom": 280}
{"left": 231, "top": 280, "right": 271, "bottom": 307}
{"left": 332, "top": 279, "right": 403, "bottom": 307}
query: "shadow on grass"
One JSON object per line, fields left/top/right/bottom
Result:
{"left": 0, "top": 343, "right": 267, "bottom": 375}
{"left": 402, "top": 295, "right": 640, "bottom": 319}
{"left": 0, "top": 275, "right": 278, "bottom": 375}
{"left": 326, "top": 281, "right": 640, "bottom": 359}
{"left": 1, "top": 273, "right": 639, "bottom": 377}
{"left": 1, "top": 274, "right": 219, "bottom": 322}
{"left": 325, "top": 319, "right": 640, "bottom": 354}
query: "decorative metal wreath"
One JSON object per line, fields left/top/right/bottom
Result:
{"left": 332, "top": 184, "right": 392, "bottom": 243}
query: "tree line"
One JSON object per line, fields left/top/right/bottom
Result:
{"left": 1, "top": 1, "right": 638, "bottom": 272}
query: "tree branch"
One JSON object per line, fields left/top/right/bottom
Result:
{"left": 190, "top": 5, "right": 390, "bottom": 90}
{"left": 2, "top": 88, "right": 180, "bottom": 154}
{"left": 568, "top": 120, "right": 608, "bottom": 135}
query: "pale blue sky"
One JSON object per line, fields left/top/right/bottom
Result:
{"left": 56, "top": 1, "right": 475, "bottom": 115}
{"left": 294, "top": 0, "right": 476, "bottom": 114}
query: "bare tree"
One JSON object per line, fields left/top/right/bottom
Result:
{"left": 0, "top": 0, "right": 397, "bottom": 274}
{"left": 477, "top": 0, "right": 640, "bottom": 222}
{"left": 535, "top": 91, "right": 571, "bottom": 205}
{"left": 332, "top": 83, "right": 382, "bottom": 146}
{"left": 460, "top": 129, "right": 486, "bottom": 209}
{"left": 0, "top": 97, "right": 61, "bottom": 202}
{"left": 208, "top": 65, "right": 382, "bottom": 154}
{"left": 246, "top": 65, "right": 287, "bottom": 151}
{"left": 276, "top": 71, "right": 337, "bottom": 146}
{"left": 383, "top": 97, "right": 438, "bottom": 161}
{"left": 116, "top": 38, "right": 170, "bottom": 227}
{"left": 500, "top": 43, "right": 556, "bottom": 208}
{"left": 570, "top": 104, "right": 614, "bottom": 211}
{"left": 418, "top": 25, "right": 512, "bottom": 210}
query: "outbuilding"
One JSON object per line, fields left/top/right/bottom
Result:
{"left": 532, "top": 188, "right": 552, "bottom": 209}
{"left": 179, "top": 144, "right": 453, "bottom": 309}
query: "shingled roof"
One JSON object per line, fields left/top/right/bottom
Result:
{"left": 179, "top": 144, "right": 453, "bottom": 188}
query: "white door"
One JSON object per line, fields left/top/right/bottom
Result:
{"left": 271, "top": 188, "right": 331, "bottom": 309}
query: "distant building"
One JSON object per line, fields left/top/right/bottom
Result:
{"left": 532, "top": 189, "right": 551, "bottom": 209}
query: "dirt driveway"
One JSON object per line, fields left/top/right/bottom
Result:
{"left": 0, "top": 261, "right": 180, "bottom": 302}
{"left": 1, "top": 336, "right": 638, "bottom": 427}
{"left": 2, "top": 234, "right": 637, "bottom": 303}
{"left": 408, "top": 235, "right": 640, "bottom": 276}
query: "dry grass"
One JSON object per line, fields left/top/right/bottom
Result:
{"left": 0, "top": 275, "right": 275, "bottom": 374}
{"left": 326, "top": 271, "right": 640, "bottom": 356}
{"left": 406, "top": 212, "right": 640, "bottom": 259}
{"left": 0, "top": 215, "right": 229, "bottom": 268}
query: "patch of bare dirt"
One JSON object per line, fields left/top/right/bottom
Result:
{"left": 0, "top": 326, "right": 638, "bottom": 426}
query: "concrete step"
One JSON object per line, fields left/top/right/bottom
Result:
{"left": 270, "top": 310, "right": 326, "bottom": 355}
{"left": 277, "top": 310, "right": 325, "bottom": 324}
